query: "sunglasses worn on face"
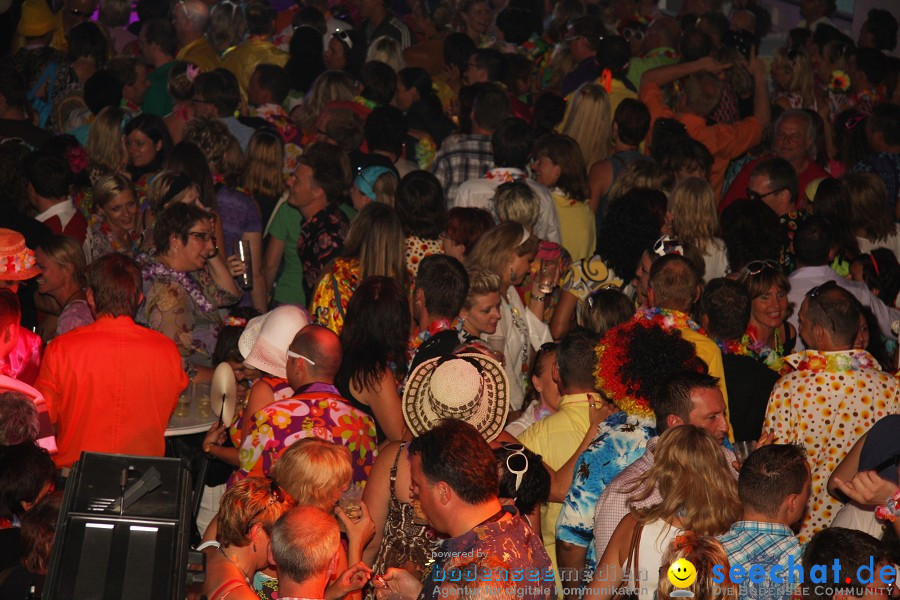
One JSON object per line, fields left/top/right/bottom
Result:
{"left": 745, "top": 188, "right": 786, "bottom": 203}
{"left": 333, "top": 29, "right": 353, "bottom": 49}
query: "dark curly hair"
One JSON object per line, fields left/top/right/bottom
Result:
{"left": 595, "top": 321, "right": 707, "bottom": 418}
{"left": 854, "top": 249, "right": 900, "bottom": 308}
{"left": 597, "top": 188, "right": 666, "bottom": 279}
{"left": 493, "top": 444, "right": 550, "bottom": 517}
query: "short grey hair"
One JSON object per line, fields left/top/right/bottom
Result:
{"left": 0, "top": 391, "right": 39, "bottom": 445}
{"left": 271, "top": 506, "right": 340, "bottom": 584}
{"left": 775, "top": 109, "right": 817, "bottom": 159}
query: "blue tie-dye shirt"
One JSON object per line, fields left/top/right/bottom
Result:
{"left": 555, "top": 411, "right": 656, "bottom": 582}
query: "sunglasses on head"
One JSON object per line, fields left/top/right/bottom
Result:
{"left": 745, "top": 260, "right": 781, "bottom": 275}
{"left": 502, "top": 443, "right": 528, "bottom": 498}
{"left": 333, "top": 29, "right": 353, "bottom": 49}
{"left": 806, "top": 280, "right": 840, "bottom": 331}
{"left": 245, "top": 478, "right": 285, "bottom": 534}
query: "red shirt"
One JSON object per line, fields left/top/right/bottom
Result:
{"left": 718, "top": 156, "right": 830, "bottom": 213}
{"left": 35, "top": 315, "right": 188, "bottom": 468}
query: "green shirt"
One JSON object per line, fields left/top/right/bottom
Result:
{"left": 269, "top": 202, "right": 305, "bottom": 306}
{"left": 142, "top": 61, "right": 176, "bottom": 117}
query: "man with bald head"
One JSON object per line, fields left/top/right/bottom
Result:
{"left": 234, "top": 324, "right": 378, "bottom": 483}
{"left": 173, "top": 0, "right": 220, "bottom": 71}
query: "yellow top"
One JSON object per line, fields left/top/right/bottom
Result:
{"left": 176, "top": 36, "right": 221, "bottom": 74}
{"left": 221, "top": 37, "right": 289, "bottom": 97}
{"left": 552, "top": 189, "right": 596, "bottom": 262}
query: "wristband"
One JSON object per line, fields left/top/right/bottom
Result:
{"left": 531, "top": 294, "right": 546, "bottom": 302}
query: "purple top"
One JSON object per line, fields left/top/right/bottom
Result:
{"left": 56, "top": 299, "right": 94, "bottom": 337}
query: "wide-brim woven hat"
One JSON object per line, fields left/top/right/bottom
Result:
{"left": 403, "top": 353, "right": 509, "bottom": 442}
{"left": 0, "top": 229, "right": 41, "bottom": 281}
{"left": 239, "top": 305, "right": 310, "bottom": 378}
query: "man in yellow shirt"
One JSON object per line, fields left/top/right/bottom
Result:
{"left": 519, "top": 329, "right": 601, "bottom": 592}
{"left": 221, "top": 0, "right": 288, "bottom": 96}
{"left": 174, "top": 0, "right": 220, "bottom": 72}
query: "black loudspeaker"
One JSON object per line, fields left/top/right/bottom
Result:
{"left": 44, "top": 453, "right": 193, "bottom": 600}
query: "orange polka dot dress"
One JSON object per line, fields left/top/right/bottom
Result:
{"left": 764, "top": 349, "right": 900, "bottom": 543}
{"left": 405, "top": 236, "right": 443, "bottom": 282}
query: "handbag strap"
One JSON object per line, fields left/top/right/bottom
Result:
{"left": 624, "top": 523, "right": 643, "bottom": 593}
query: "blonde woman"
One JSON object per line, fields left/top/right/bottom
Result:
{"left": 844, "top": 172, "right": 900, "bottom": 257}
{"left": 35, "top": 235, "right": 92, "bottom": 340}
{"left": 467, "top": 222, "right": 551, "bottom": 411}
{"left": 771, "top": 47, "right": 817, "bottom": 111}
{"left": 310, "top": 203, "right": 407, "bottom": 335}
{"left": 273, "top": 439, "right": 377, "bottom": 569}
{"left": 666, "top": 177, "right": 728, "bottom": 279}
{"left": 84, "top": 174, "right": 140, "bottom": 261}
{"left": 86, "top": 106, "right": 128, "bottom": 184}
{"left": 242, "top": 130, "right": 286, "bottom": 226}
{"left": 586, "top": 425, "right": 741, "bottom": 599}
{"left": 294, "top": 71, "right": 358, "bottom": 140}
{"left": 557, "top": 83, "right": 612, "bottom": 173}
{"left": 366, "top": 36, "right": 406, "bottom": 73}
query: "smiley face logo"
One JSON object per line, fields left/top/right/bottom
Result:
{"left": 667, "top": 558, "right": 697, "bottom": 588}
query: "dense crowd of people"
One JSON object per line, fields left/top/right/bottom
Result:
{"left": 2, "top": 0, "right": 900, "bottom": 597}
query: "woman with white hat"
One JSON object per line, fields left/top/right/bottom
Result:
{"left": 201, "top": 304, "right": 309, "bottom": 476}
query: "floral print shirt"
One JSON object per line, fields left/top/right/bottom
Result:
{"left": 556, "top": 411, "right": 656, "bottom": 580}
{"left": 422, "top": 508, "right": 555, "bottom": 600}
{"left": 764, "top": 349, "right": 900, "bottom": 543}
{"left": 297, "top": 203, "right": 350, "bottom": 300}
{"left": 310, "top": 257, "right": 360, "bottom": 336}
{"left": 138, "top": 254, "right": 241, "bottom": 376}
{"left": 237, "top": 382, "right": 378, "bottom": 485}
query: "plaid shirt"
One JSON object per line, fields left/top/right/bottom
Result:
{"left": 718, "top": 521, "right": 804, "bottom": 600}
{"left": 431, "top": 134, "right": 494, "bottom": 203}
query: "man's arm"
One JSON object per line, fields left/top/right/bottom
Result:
{"left": 558, "top": 541, "right": 588, "bottom": 598}
{"left": 639, "top": 56, "right": 729, "bottom": 89}
{"left": 747, "top": 46, "right": 771, "bottom": 129}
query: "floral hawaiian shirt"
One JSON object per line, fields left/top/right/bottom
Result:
{"left": 421, "top": 507, "right": 555, "bottom": 600}
{"left": 297, "top": 203, "right": 350, "bottom": 300}
{"left": 764, "top": 349, "right": 900, "bottom": 542}
{"left": 556, "top": 411, "right": 656, "bottom": 580}
{"left": 237, "top": 382, "right": 378, "bottom": 485}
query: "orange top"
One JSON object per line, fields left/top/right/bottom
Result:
{"left": 639, "top": 81, "right": 763, "bottom": 199}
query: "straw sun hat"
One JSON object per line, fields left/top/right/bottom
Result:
{"left": 0, "top": 229, "right": 41, "bottom": 281}
{"left": 402, "top": 353, "right": 509, "bottom": 442}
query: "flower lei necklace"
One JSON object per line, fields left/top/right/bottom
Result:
{"left": 635, "top": 306, "right": 705, "bottom": 335}
{"left": 787, "top": 349, "right": 878, "bottom": 373}
{"left": 143, "top": 256, "right": 215, "bottom": 313}
{"left": 719, "top": 325, "right": 788, "bottom": 374}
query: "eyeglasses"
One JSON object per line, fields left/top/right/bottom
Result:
{"left": 333, "top": 29, "right": 352, "bottom": 49}
{"left": 245, "top": 478, "right": 285, "bottom": 534}
{"left": 188, "top": 231, "right": 216, "bottom": 244}
{"left": 745, "top": 188, "right": 787, "bottom": 203}
{"left": 806, "top": 281, "right": 839, "bottom": 331}
{"left": 286, "top": 349, "right": 316, "bottom": 366}
{"left": 502, "top": 443, "right": 528, "bottom": 497}
{"left": 745, "top": 260, "right": 781, "bottom": 275}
